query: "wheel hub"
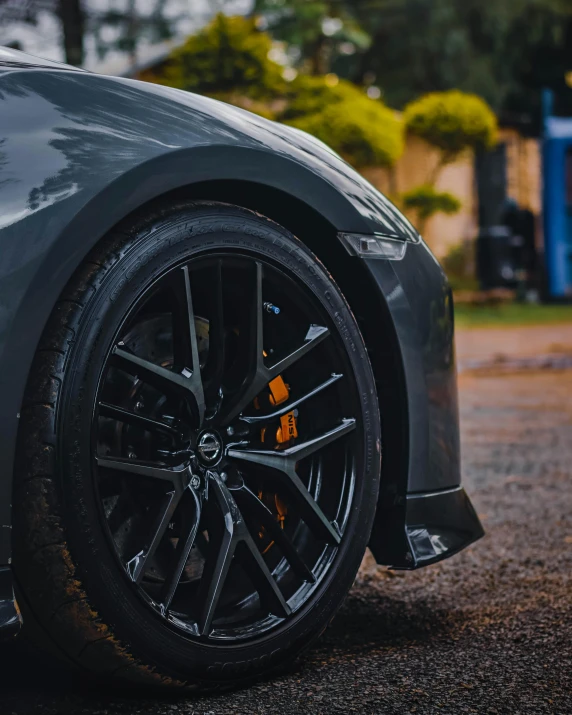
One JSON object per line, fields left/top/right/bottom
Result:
{"left": 196, "top": 430, "right": 223, "bottom": 467}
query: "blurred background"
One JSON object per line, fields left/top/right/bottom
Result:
{"left": 2, "top": 0, "right": 572, "bottom": 334}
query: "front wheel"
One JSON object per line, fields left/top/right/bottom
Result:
{"left": 14, "top": 202, "right": 381, "bottom": 689}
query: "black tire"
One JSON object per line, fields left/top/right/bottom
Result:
{"left": 13, "top": 201, "right": 381, "bottom": 690}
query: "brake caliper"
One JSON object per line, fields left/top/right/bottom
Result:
{"left": 268, "top": 375, "right": 298, "bottom": 444}
{"left": 256, "top": 366, "right": 297, "bottom": 550}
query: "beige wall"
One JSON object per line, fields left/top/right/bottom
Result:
{"left": 501, "top": 128, "right": 542, "bottom": 216}
{"left": 362, "top": 131, "right": 541, "bottom": 260}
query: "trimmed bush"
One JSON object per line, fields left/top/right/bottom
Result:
{"left": 404, "top": 90, "right": 498, "bottom": 161}
{"left": 285, "top": 78, "right": 404, "bottom": 168}
{"left": 281, "top": 75, "right": 364, "bottom": 120}
{"left": 402, "top": 184, "right": 462, "bottom": 222}
{"left": 401, "top": 184, "right": 462, "bottom": 233}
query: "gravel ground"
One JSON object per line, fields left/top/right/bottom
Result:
{"left": 1, "top": 368, "right": 571, "bottom": 714}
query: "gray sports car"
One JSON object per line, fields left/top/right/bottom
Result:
{"left": 0, "top": 47, "right": 483, "bottom": 689}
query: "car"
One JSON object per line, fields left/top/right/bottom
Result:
{"left": 0, "top": 46, "right": 483, "bottom": 689}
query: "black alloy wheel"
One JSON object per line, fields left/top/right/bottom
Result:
{"left": 14, "top": 202, "right": 381, "bottom": 688}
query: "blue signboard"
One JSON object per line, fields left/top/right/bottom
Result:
{"left": 544, "top": 116, "right": 572, "bottom": 297}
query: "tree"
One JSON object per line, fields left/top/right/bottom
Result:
{"left": 251, "top": 0, "right": 572, "bottom": 128}
{"left": 401, "top": 90, "right": 497, "bottom": 232}
{"left": 91, "top": 0, "right": 184, "bottom": 70}
{"left": 0, "top": 0, "right": 85, "bottom": 65}
{"left": 350, "top": 0, "right": 572, "bottom": 126}
{"left": 253, "top": 0, "right": 370, "bottom": 76}
{"left": 153, "top": 13, "right": 286, "bottom": 98}
{"left": 0, "top": 0, "right": 188, "bottom": 69}
{"left": 58, "top": 0, "right": 84, "bottom": 66}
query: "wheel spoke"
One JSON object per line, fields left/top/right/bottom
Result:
{"left": 196, "top": 474, "right": 289, "bottom": 636}
{"left": 266, "top": 324, "right": 329, "bottom": 379}
{"left": 195, "top": 478, "right": 239, "bottom": 636}
{"left": 161, "top": 486, "right": 203, "bottom": 611}
{"left": 237, "top": 534, "right": 291, "bottom": 619}
{"left": 111, "top": 346, "right": 205, "bottom": 428}
{"left": 228, "top": 420, "right": 356, "bottom": 544}
{"left": 234, "top": 485, "right": 316, "bottom": 583}
{"left": 203, "top": 260, "right": 226, "bottom": 407}
{"left": 96, "top": 455, "right": 189, "bottom": 491}
{"left": 98, "top": 402, "right": 181, "bottom": 438}
{"left": 221, "top": 262, "right": 267, "bottom": 425}
{"left": 171, "top": 266, "right": 206, "bottom": 425}
{"left": 126, "top": 488, "right": 182, "bottom": 584}
{"left": 221, "top": 264, "right": 330, "bottom": 424}
{"left": 239, "top": 373, "right": 342, "bottom": 424}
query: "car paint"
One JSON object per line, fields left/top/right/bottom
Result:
{"left": 0, "top": 50, "right": 483, "bottom": 632}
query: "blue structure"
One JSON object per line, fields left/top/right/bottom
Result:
{"left": 543, "top": 93, "right": 572, "bottom": 298}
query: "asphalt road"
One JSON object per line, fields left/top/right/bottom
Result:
{"left": 1, "top": 367, "right": 571, "bottom": 714}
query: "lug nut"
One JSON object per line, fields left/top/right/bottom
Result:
{"left": 226, "top": 426, "right": 235, "bottom": 436}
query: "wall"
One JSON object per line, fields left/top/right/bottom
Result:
{"left": 362, "top": 131, "right": 541, "bottom": 260}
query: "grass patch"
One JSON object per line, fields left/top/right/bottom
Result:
{"left": 455, "top": 302, "right": 572, "bottom": 329}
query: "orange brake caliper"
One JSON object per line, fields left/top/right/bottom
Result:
{"left": 268, "top": 375, "right": 298, "bottom": 444}
{"left": 257, "top": 367, "right": 296, "bottom": 550}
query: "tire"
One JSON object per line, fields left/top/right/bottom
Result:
{"left": 13, "top": 201, "right": 381, "bottom": 690}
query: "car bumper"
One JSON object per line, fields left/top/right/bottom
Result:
{"left": 360, "top": 238, "right": 484, "bottom": 568}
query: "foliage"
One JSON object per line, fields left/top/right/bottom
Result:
{"left": 251, "top": 0, "right": 572, "bottom": 125}
{"left": 281, "top": 74, "right": 367, "bottom": 120}
{"left": 349, "top": 0, "right": 572, "bottom": 123}
{"left": 401, "top": 185, "right": 461, "bottom": 227}
{"left": 253, "top": 0, "right": 370, "bottom": 75}
{"left": 151, "top": 20, "right": 404, "bottom": 170}
{"left": 285, "top": 79, "right": 404, "bottom": 167}
{"left": 156, "top": 13, "right": 286, "bottom": 98}
{"left": 92, "top": 0, "right": 180, "bottom": 62}
{"left": 441, "top": 240, "right": 477, "bottom": 291}
{"left": 401, "top": 90, "right": 496, "bottom": 232}
{"left": 205, "top": 91, "right": 279, "bottom": 120}
{"left": 404, "top": 91, "right": 498, "bottom": 162}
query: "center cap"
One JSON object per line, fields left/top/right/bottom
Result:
{"left": 196, "top": 431, "right": 223, "bottom": 466}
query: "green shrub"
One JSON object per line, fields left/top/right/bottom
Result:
{"left": 442, "top": 240, "right": 478, "bottom": 291}
{"left": 402, "top": 184, "right": 462, "bottom": 221}
{"left": 285, "top": 80, "right": 404, "bottom": 168}
{"left": 156, "top": 14, "right": 285, "bottom": 98}
{"left": 148, "top": 16, "right": 404, "bottom": 169}
{"left": 401, "top": 184, "right": 461, "bottom": 233}
{"left": 404, "top": 90, "right": 498, "bottom": 161}
{"left": 281, "top": 75, "right": 364, "bottom": 120}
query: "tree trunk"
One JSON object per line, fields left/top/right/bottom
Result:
{"left": 58, "top": 0, "right": 85, "bottom": 66}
